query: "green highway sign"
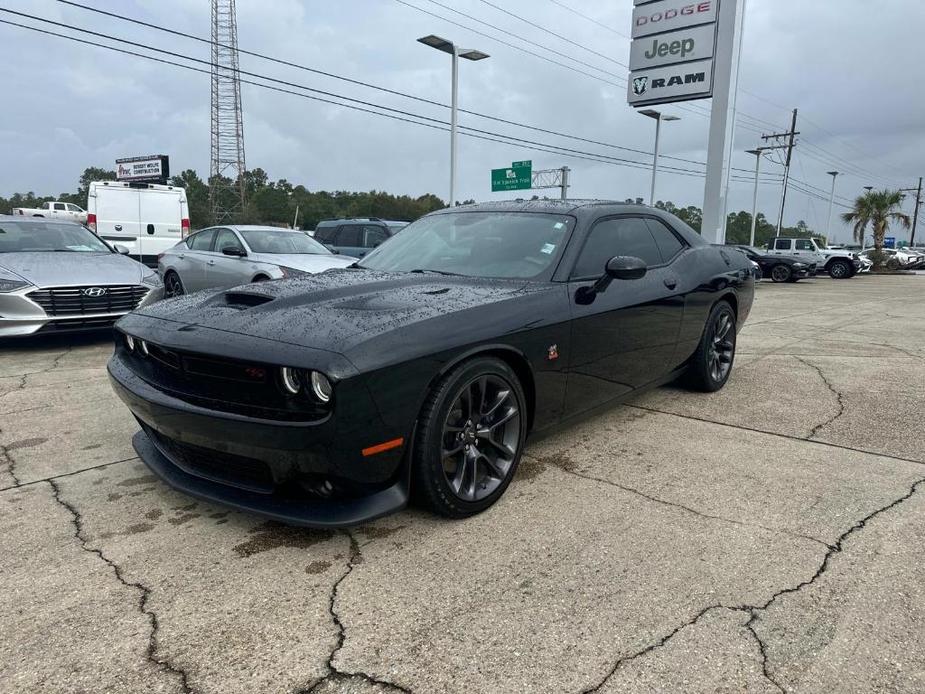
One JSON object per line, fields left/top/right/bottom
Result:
{"left": 491, "top": 161, "right": 532, "bottom": 192}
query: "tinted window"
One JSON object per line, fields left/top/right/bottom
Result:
{"left": 361, "top": 212, "right": 574, "bottom": 280}
{"left": 335, "top": 225, "right": 361, "bottom": 247}
{"left": 571, "top": 217, "right": 661, "bottom": 279}
{"left": 645, "top": 218, "right": 685, "bottom": 261}
{"left": 53, "top": 203, "right": 66, "bottom": 211}
{"left": 66, "top": 204, "right": 80, "bottom": 212}
{"left": 214, "top": 229, "right": 243, "bottom": 253}
{"left": 362, "top": 226, "right": 389, "bottom": 248}
{"left": 775, "top": 239, "right": 791, "bottom": 251}
{"left": 313, "top": 226, "right": 335, "bottom": 244}
{"left": 187, "top": 229, "right": 215, "bottom": 251}
{"left": 795, "top": 239, "right": 814, "bottom": 251}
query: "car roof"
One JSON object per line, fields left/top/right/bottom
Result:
{"left": 315, "top": 218, "right": 392, "bottom": 227}
{"left": 0, "top": 214, "right": 83, "bottom": 226}
{"left": 223, "top": 225, "right": 303, "bottom": 233}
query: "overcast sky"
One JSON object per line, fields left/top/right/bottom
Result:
{"left": 2, "top": 0, "right": 923, "bottom": 241}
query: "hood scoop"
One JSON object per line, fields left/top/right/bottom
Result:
{"left": 222, "top": 291, "right": 275, "bottom": 309}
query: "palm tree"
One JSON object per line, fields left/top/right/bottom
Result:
{"left": 841, "top": 190, "right": 911, "bottom": 255}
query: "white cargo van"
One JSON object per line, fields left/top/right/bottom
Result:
{"left": 87, "top": 181, "right": 189, "bottom": 267}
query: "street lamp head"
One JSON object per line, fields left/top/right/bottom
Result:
{"left": 417, "top": 35, "right": 454, "bottom": 54}
{"left": 459, "top": 49, "right": 490, "bottom": 61}
{"left": 662, "top": 115, "right": 681, "bottom": 122}
{"left": 746, "top": 149, "right": 762, "bottom": 156}
{"left": 638, "top": 109, "right": 661, "bottom": 120}
{"left": 827, "top": 171, "right": 839, "bottom": 177}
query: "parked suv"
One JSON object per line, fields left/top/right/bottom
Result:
{"left": 766, "top": 237, "right": 860, "bottom": 279}
{"left": 312, "top": 218, "right": 408, "bottom": 258}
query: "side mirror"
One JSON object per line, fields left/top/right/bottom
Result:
{"left": 222, "top": 246, "right": 246, "bottom": 257}
{"left": 577, "top": 256, "right": 647, "bottom": 305}
{"left": 113, "top": 244, "right": 130, "bottom": 255}
{"left": 323, "top": 244, "right": 339, "bottom": 254}
{"left": 605, "top": 255, "right": 647, "bottom": 281}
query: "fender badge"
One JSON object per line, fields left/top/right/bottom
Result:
{"left": 547, "top": 344, "right": 559, "bottom": 361}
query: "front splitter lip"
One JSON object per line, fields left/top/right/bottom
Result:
{"left": 133, "top": 429, "right": 409, "bottom": 529}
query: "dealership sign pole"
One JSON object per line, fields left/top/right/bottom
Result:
{"left": 628, "top": 0, "right": 745, "bottom": 244}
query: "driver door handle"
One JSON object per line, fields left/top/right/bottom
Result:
{"left": 207, "top": 260, "right": 215, "bottom": 266}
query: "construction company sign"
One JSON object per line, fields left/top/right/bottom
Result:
{"left": 628, "top": 0, "right": 718, "bottom": 107}
{"left": 115, "top": 155, "right": 170, "bottom": 183}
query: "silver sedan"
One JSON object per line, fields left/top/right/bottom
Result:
{"left": 159, "top": 225, "right": 356, "bottom": 297}
{"left": 0, "top": 216, "right": 164, "bottom": 337}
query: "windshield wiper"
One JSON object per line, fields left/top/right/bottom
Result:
{"left": 409, "top": 268, "right": 465, "bottom": 277}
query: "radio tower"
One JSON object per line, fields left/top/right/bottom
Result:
{"left": 209, "top": 0, "right": 247, "bottom": 224}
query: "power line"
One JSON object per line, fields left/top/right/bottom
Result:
{"left": 2, "top": 13, "right": 784, "bottom": 184}
{"left": 475, "top": 0, "right": 628, "bottom": 69}
{"left": 546, "top": 0, "right": 631, "bottom": 40}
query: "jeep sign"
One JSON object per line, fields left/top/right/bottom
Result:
{"left": 629, "top": 23, "right": 716, "bottom": 70}
{"left": 627, "top": 59, "right": 714, "bottom": 106}
{"left": 632, "top": 0, "right": 718, "bottom": 39}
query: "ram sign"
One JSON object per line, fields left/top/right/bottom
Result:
{"left": 628, "top": 0, "right": 719, "bottom": 107}
{"left": 115, "top": 155, "right": 170, "bottom": 183}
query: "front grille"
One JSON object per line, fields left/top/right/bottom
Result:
{"left": 37, "top": 317, "right": 119, "bottom": 333}
{"left": 144, "top": 425, "right": 275, "bottom": 494}
{"left": 29, "top": 285, "right": 148, "bottom": 316}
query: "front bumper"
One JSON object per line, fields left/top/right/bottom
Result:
{"left": 0, "top": 284, "right": 162, "bottom": 337}
{"left": 108, "top": 352, "right": 410, "bottom": 528}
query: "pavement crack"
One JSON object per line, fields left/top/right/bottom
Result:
{"left": 0, "top": 456, "right": 139, "bottom": 494}
{"left": 580, "top": 605, "right": 725, "bottom": 693}
{"left": 302, "top": 530, "right": 412, "bottom": 694}
{"left": 47, "top": 479, "right": 196, "bottom": 694}
{"left": 745, "top": 619, "right": 786, "bottom": 693}
{"left": 795, "top": 357, "right": 847, "bottom": 440}
{"left": 0, "top": 438, "right": 22, "bottom": 487}
{"left": 529, "top": 454, "right": 833, "bottom": 550}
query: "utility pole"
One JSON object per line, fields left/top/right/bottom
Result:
{"left": 762, "top": 109, "right": 799, "bottom": 235}
{"left": 900, "top": 177, "right": 922, "bottom": 246}
{"left": 746, "top": 149, "right": 763, "bottom": 248}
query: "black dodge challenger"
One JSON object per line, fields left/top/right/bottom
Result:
{"left": 109, "top": 201, "right": 754, "bottom": 527}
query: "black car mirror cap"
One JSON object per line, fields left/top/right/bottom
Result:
{"left": 605, "top": 255, "right": 648, "bottom": 281}
{"left": 222, "top": 246, "right": 246, "bottom": 257}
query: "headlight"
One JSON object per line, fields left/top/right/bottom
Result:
{"left": 310, "top": 371, "right": 333, "bottom": 403}
{"left": 142, "top": 273, "right": 163, "bottom": 288}
{"left": 280, "top": 367, "right": 302, "bottom": 395}
{"left": 278, "top": 266, "right": 310, "bottom": 279}
{"left": 0, "top": 277, "right": 30, "bottom": 293}
{"left": 792, "top": 262, "right": 806, "bottom": 269}
{"left": 125, "top": 334, "right": 136, "bottom": 352}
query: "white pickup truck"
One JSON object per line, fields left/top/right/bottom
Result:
{"left": 10, "top": 201, "right": 88, "bottom": 224}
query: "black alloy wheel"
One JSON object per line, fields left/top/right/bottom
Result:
{"left": 770, "top": 264, "right": 792, "bottom": 283}
{"left": 829, "top": 260, "right": 851, "bottom": 279}
{"left": 413, "top": 357, "right": 526, "bottom": 518}
{"left": 164, "top": 271, "right": 185, "bottom": 297}
{"left": 686, "top": 301, "right": 737, "bottom": 393}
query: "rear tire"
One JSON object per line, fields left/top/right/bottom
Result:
{"left": 164, "top": 271, "right": 185, "bottom": 297}
{"left": 828, "top": 259, "right": 851, "bottom": 279}
{"left": 685, "top": 301, "right": 737, "bottom": 393}
{"left": 770, "top": 265, "right": 792, "bottom": 283}
{"left": 412, "top": 357, "right": 527, "bottom": 519}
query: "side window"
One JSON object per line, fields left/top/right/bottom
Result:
{"left": 571, "top": 217, "right": 662, "bottom": 280}
{"left": 187, "top": 229, "right": 216, "bottom": 251}
{"left": 795, "top": 239, "right": 814, "bottom": 251}
{"left": 362, "top": 225, "right": 389, "bottom": 248}
{"left": 775, "top": 239, "right": 791, "bottom": 251}
{"left": 644, "top": 218, "right": 685, "bottom": 262}
{"left": 65, "top": 204, "right": 80, "bottom": 212}
{"left": 313, "top": 226, "right": 333, "bottom": 244}
{"left": 214, "top": 228, "right": 243, "bottom": 253}
{"left": 54, "top": 203, "right": 66, "bottom": 211}
{"left": 334, "top": 225, "right": 361, "bottom": 247}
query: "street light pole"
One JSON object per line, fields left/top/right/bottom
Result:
{"left": 746, "top": 149, "right": 763, "bottom": 247}
{"left": 639, "top": 109, "right": 679, "bottom": 206}
{"left": 418, "top": 35, "right": 489, "bottom": 208}
{"left": 825, "top": 171, "right": 839, "bottom": 243}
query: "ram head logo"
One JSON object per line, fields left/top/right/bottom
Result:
{"left": 632, "top": 76, "right": 649, "bottom": 95}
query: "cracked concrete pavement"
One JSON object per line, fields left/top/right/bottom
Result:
{"left": 1, "top": 276, "right": 924, "bottom": 693}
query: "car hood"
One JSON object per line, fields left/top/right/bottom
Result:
{"left": 0, "top": 252, "right": 147, "bottom": 288}
{"left": 248, "top": 252, "right": 357, "bottom": 273}
{"left": 133, "top": 269, "right": 553, "bottom": 355}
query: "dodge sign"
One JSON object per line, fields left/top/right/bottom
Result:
{"left": 632, "top": 0, "right": 718, "bottom": 39}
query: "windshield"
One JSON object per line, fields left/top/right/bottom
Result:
{"left": 240, "top": 229, "right": 331, "bottom": 255}
{"left": 360, "top": 211, "right": 575, "bottom": 279}
{"left": 0, "top": 220, "right": 111, "bottom": 253}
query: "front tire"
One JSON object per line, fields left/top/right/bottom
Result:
{"left": 770, "top": 264, "right": 792, "bottom": 283}
{"left": 164, "top": 271, "right": 185, "bottom": 297}
{"left": 828, "top": 260, "right": 851, "bottom": 279}
{"left": 686, "top": 301, "right": 737, "bottom": 393}
{"left": 412, "top": 357, "right": 527, "bottom": 519}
